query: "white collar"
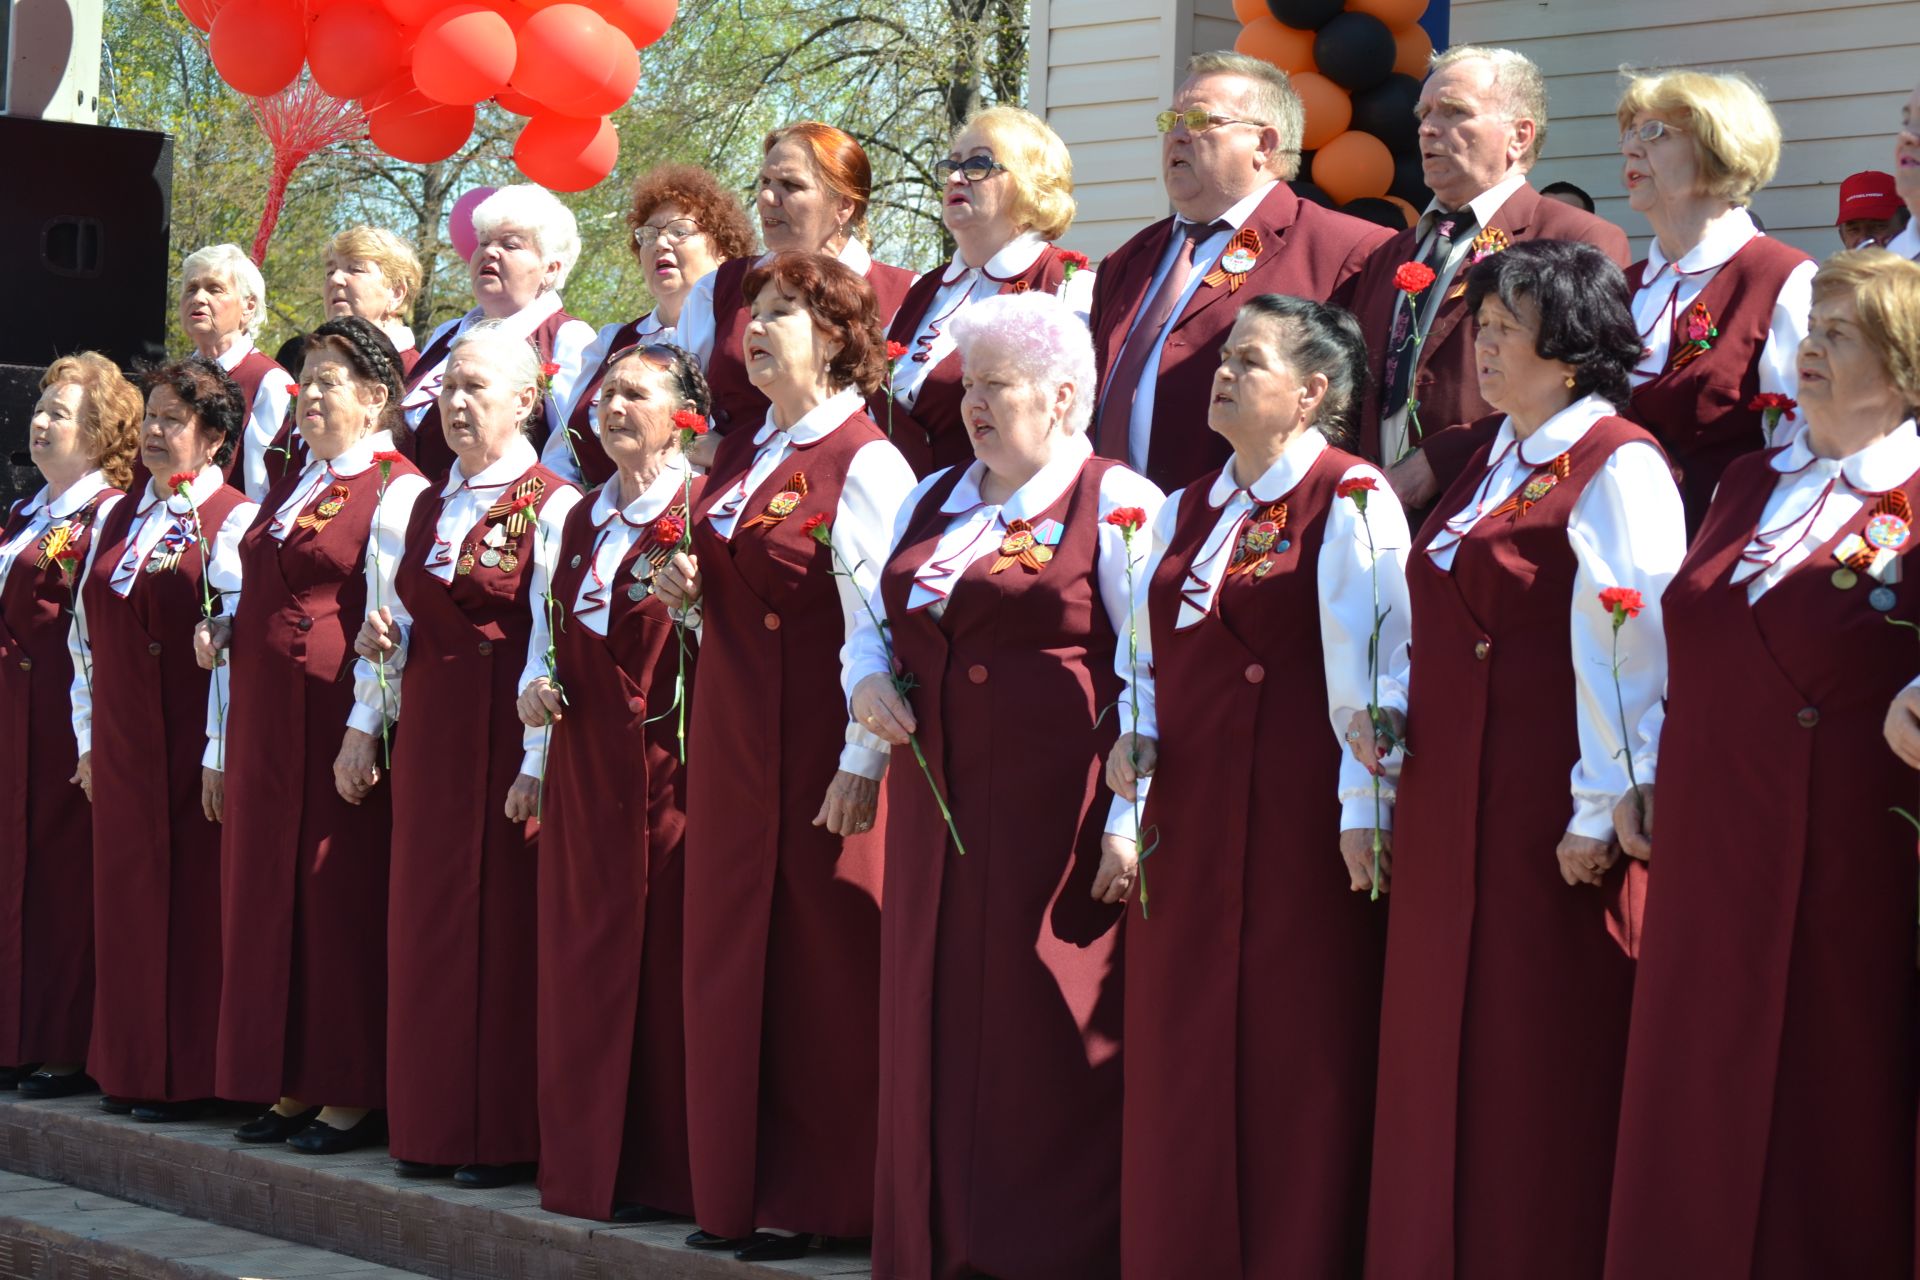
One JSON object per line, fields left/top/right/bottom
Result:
{"left": 214, "top": 335, "right": 257, "bottom": 372}
{"left": 635, "top": 310, "right": 669, "bottom": 338}
{"left": 1487, "top": 394, "right": 1617, "bottom": 467}
{"left": 382, "top": 321, "right": 417, "bottom": 352}
{"left": 1179, "top": 180, "right": 1278, "bottom": 236}
{"left": 939, "top": 432, "right": 1092, "bottom": 520}
{"left": 939, "top": 231, "right": 1049, "bottom": 286}
{"left": 1644, "top": 206, "right": 1760, "bottom": 276}
{"left": 755, "top": 238, "right": 874, "bottom": 275}
{"left": 148, "top": 463, "right": 226, "bottom": 514}
{"left": 26, "top": 471, "right": 112, "bottom": 520}
{"left": 1421, "top": 171, "right": 1529, "bottom": 238}
{"left": 304, "top": 429, "right": 396, "bottom": 481}
{"left": 1886, "top": 222, "right": 1920, "bottom": 261}
{"left": 593, "top": 455, "right": 690, "bottom": 525}
{"left": 463, "top": 290, "right": 564, "bottom": 343}
{"left": 1207, "top": 428, "right": 1328, "bottom": 507}
{"left": 1769, "top": 419, "right": 1920, "bottom": 492}
{"left": 752, "top": 385, "right": 866, "bottom": 447}
{"left": 444, "top": 435, "right": 538, "bottom": 496}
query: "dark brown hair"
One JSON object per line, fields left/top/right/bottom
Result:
{"left": 741, "top": 252, "right": 886, "bottom": 396}
{"left": 303, "top": 316, "right": 406, "bottom": 436}
{"left": 141, "top": 355, "right": 246, "bottom": 470}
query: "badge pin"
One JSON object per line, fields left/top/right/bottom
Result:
{"left": 1871, "top": 585, "right": 1899, "bottom": 612}
{"left": 499, "top": 553, "right": 519, "bottom": 574}
{"left": 571, "top": 555, "right": 583, "bottom": 568}
{"left": 627, "top": 583, "right": 649, "bottom": 602}
{"left": 632, "top": 558, "right": 654, "bottom": 581}
{"left": 1521, "top": 474, "right": 1558, "bottom": 503}
{"left": 1832, "top": 567, "right": 1860, "bottom": 590}
{"left": 480, "top": 548, "right": 502, "bottom": 568}
{"left": 1032, "top": 545, "right": 1053, "bottom": 564}
{"left": 1253, "top": 560, "right": 1272, "bottom": 578}
{"left": 1219, "top": 246, "right": 1258, "bottom": 275}
{"left": 1867, "top": 512, "right": 1911, "bottom": 552}
{"left": 456, "top": 553, "right": 476, "bottom": 576}
{"left": 766, "top": 490, "right": 801, "bottom": 518}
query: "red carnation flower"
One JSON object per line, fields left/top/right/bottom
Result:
{"left": 672, "top": 409, "right": 709, "bottom": 436}
{"left": 540, "top": 362, "right": 561, "bottom": 380}
{"left": 1748, "top": 393, "right": 1797, "bottom": 415}
{"left": 801, "top": 512, "right": 831, "bottom": 540}
{"left": 508, "top": 493, "right": 538, "bottom": 514}
{"left": 167, "top": 471, "right": 196, "bottom": 491}
{"left": 654, "top": 514, "right": 686, "bottom": 546}
{"left": 1393, "top": 261, "right": 1437, "bottom": 295}
{"left": 1059, "top": 249, "right": 1090, "bottom": 278}
{"left": 1598, "top": 586, "right": 1644, "bottom": 619}
{"left": 1105, "top": 506, "right": 1148, "bottom": 532}
{"left": 1335, "top": 475, "right": 1379, "bottom": 500}
{"left": 885, "top": 341, "right": 908, "bottom": 362}
{"left": 371, "top": 450, "right": 406, "bottom": 466}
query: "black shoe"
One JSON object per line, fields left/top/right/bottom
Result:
{"left": 16, "top": 1071, "right": 97, "bottom": 1100}
{"left": 234, "top": 1106, "right": 320, "bottom": 1143}
{"left": 684, "top": 1229, "right": 746, "bottom": 1250}
{"left": 452, "top": 1161, "right": 535, "bottom": 1189}
{"left": 131, "top": 1098, "right": 211, "bottom": 1123}
{"left": 734, "top": 1232, "right": 812, "bottom": 1262}
{"left": 394, "top": 1159, "right": 456, "bottom": 1179}
{"left": 0, "top": 1064, "right": 39, "bottom": 1090}
{"left": 612, "top": 1203, "right": 673, "bottom": 1223}
{"left": 98, "top": 1095, "right": 135, "bottom": 1115}
{"left": 286, "top": 1113, "right": 385, "bottom": 1155}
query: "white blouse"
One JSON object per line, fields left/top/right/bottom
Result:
{"left": 1636, "top": 420, "right": 1920, "bottom": 779}
{"left": 677, "top": 239, "right": 882, "bottom": 372}
{"left": 886, "top": 233, "right": 1095, "bottom": 410}
{"left": 556, "top": 310, "right": 678, "bottom": 456}
{"left": 400, "top": 292, "right": 598, "bottom": 484}
{"left": 347, "top": 436, "right": 583, "bottom": 778}
{"left": 65, "top": 465, "right": 258, "bottom": 764}
{"left": 1382, "top": 396, "right": 1688, "bottom": 840}
{"left": 1126, "top": 430, "right": 1411, "bottom": 834}
{"left": 217, "top": 336, "right": 297, "bottom": 503}
{"left": 0, "top": 471, "right": 114, "bottom": 599}
{"left": 703, "top": 385, "right": 917, "bottom": 778}
{"left": 1630, "top": 209, "right": 1815, "bottom": 430}
{"left": 841, "top": 432, "right": 1165, "bottom": 835}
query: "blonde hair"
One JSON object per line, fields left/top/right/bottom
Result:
{"left": 42, "top": 353, "right": 142, "bottom": 490}
{"left": 960, "top": 106, "right": 1077, "bottom": 241}
{"left": 1813, "top": 249, "right": 1920, "bottom": 418}
{"left": 1616, "top": 68, "right": 1781, "bottom": 205}
{"left": 324, "top": 226, "right": 423, "bottom": 312}
{"left": 1184, "top": 51, "right": 1305, "bottom": 179}
{"left": 1428, "top": 45, "right": 1549, "bottom": 167}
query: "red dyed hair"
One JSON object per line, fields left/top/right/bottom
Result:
{"left": 763, "top": 122, "right": 873, "bottom": 232}
{"left": 741, "top": 251, "right": 886, "bottom": 396}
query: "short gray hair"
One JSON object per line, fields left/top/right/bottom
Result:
{"left": 949, "top": 292, "right": 1097, "bottom": 436}
{"left": 1184, "top": 51, "right": 1306, "bottom": 180}
{"left": 446, "top": 319, "right": 540, "bottom": 430}
{"left": 1428, "top": 45, "right": 1549, "bottom": 167}
{"left": 180, "top": 243, "right": 267, "bottom": 339}
{"left": 471, "top": 184, "right": 583, "bottom": 291}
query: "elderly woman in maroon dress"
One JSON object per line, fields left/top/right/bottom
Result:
{"left": 70, "top": 357, "right": 257, "bottom": 1120}
{"left": 195, "top": 317, "right": 427, "bottom": 1154}
{"left": 558, "top": 166, "right": 754, "bottom": 488}
{"left": 1608, "top": 250, "right": 1920, "bottom": 1279}
{"left": 519, "top": 343, "right": 708, "bottom": 1224}
{"left": 352, "top": 320, "right": 581, "bottom": 1183}
{"left": 0, "top": 356, "right": 139, "bottom": 1100}
{"left": 677, "top": 122, "right": 918, "bottom": 449}
{"left": 846, "top": 290, "right": 1160, "bottom": 1280}
{"left": 875, "top": 107, "right": 1092, "bottom": 478}
{"left": 1107, "top": 295, "right": 1409, "bottom": 1279}
{"left": 653, "top": 251, "right": 915, "bottom": 1262}
{"left": 1352, "top": 241, "right": 1687, "bottom": 1279}
{"left": 179, "top": 244, "right": 296, "bottom": 503}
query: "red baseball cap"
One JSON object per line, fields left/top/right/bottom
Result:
{"left": 1837, "top": 171, "right": 1903, "bottom": 224}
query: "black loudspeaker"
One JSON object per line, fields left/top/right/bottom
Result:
{"left": 0, "top": 364, "right": 44, "bottom": 511}
{"left": 0, "top": 117, "right": 173, "bottom": 371}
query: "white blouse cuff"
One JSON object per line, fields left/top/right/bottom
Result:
{"left": 1569, "top": 794, "right": 1618, "bottom": 842}
{"left": 840, "top": 736, "right": 889, "bottom": 781}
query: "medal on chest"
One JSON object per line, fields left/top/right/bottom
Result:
{"left": 1226, "top": 501, "right": 1289, "bottom": 578}
{"left": 1668, "top": 300, "right": 1719, "bottom": 372}
{"left": 1201, "top": 227, "right": 1261, "bottom": 294}
{"left": 740, "top": 471, "right": 809, "bottom": 532}
{"left": 1445, "top": 227, "right": 1512, "bottom": 300}
{"left": 1483, "top": 452, "right": 1574, "bottom": 522}
{"left": 144, "top": 519, "right": 194, "bottom": 574}
{"left": 1830, "top": 490, "right": 1911, "bottom": 611}
{"left": 625, "top": 504, "right": 688, "bottom": 602}
{"left": 33, "top": 501, "right": 95, "bottom": 570}
{"left": 294, "top": 482, "right": 353, "bottom": 532}
{"left": 989, "top": 516, "right": 1062, "bottom": 574}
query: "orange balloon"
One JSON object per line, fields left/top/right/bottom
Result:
{"left": 1391, "top": 22, "right": 1433, "bottom": 79}
{"left": 1348, "top": 0, "right": 1427, "bottom": 29}
{"left": 1233, "top": 16, "right": 1315, "bottom": 74}
{"left": 1384, "top": 194, "right": 1419, "bottom": 227}
{"left": 510, "top": 4, "right": 621, "bottom": 110}
{"left": 369, "top": 87, "right": 476, "bottom": 162}
{"left": 1292, "top": 71, "right": 1352, "bottom": 151}
{"left": 308, "top": 0, "right": 404, "bottom": 100}
{"left": 1230, "top": 0, "right": 1265, "bottom": 21}
{"left": 413, "top": 4, "right": 517, "bottom": 104}
{"left": 208, "top": 0, "right": 306, "bottom": 97}
{"left": 1312, "top": 130, "right": 1394, "bottom": 203}
{"left": 596, "top": 0, "right": 673, "bottom": 46}
{"left": 514, "top": 113, "right": 619, "bottom": 191}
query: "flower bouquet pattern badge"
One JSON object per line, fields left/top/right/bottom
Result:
{"left": 741, "top": 472, "right": 808, "bottom": 532}
{"left": 1202, "top": 228, "right": 1262, "bottom": 293}
{"left": 1668, "top": 300, "right": 1718, "bottom": 372}
{"left": 989, "top": 517, "right": 1063, "bottom": 574}
{"left": 293, "top": 482, "right": 353, "bottom": 532}
{"left": 1445, "top": 227, "right": 1511, "bottom": 300}
{"left": 1227, "top": 501, "right": 1289, "bottom": 578}
{"left": 1832, "top": 489, "right": 1911, "bottom": 613}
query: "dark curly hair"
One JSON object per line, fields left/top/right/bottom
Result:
{"left": 303, "top": 316, "right": 406, "bottom": 436}
{"left": 141, "top": 354, "right": 246, "bottom": 470}
{"left": 602, "top": 342, "right": 714, "bottom": 420}
{"left": 1462, "top": 240, "right": 1641, "bottom": 411}
{"left": 1236, "top": 294, "right": 1371, "bottom": 448}
{"left": 740, "top": 252, "right": 886, "bottom": 396}
{"left": 624, "top": 164, "right": 758, "bottom": 267}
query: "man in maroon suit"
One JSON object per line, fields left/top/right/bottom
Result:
{"left": 1343, "top": 45, "right": 1631, "bottom": 508}
{"left": 1089, "top": 51, "right": 1391, "bottom": 492}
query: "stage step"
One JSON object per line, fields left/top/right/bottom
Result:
{"left": 0, "top": 1094, "right": 871, "bottom": 1279}
{"left": 0, "top": 1167, "right": 420, "bottom": 1278}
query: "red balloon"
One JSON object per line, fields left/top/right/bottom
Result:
{"left": 513, "top": 112, "right": 618, "bottom": 191}
{"left": 380, "top": 0, "right": 442, "bottom": 27}
{"left": 177, "top": 0, "right": 225, "bottom": 33}
{"left": 370, "top": 87, "right": 476, "bottom": 162}
{"left": 413, "top": 4, "right": 517, "bottom": 105}
{"left": 596, "top": 0, "right": 672, "bottom": 47}
{"left": 208, "top": 0, "right": 307, "bottom": 97}
{"left": 494, "top": 87, "right": 545, "bottom": 115}
{"left": 308, "top": 1, "right": 405, "bottom": 100}
{"left": 543, "top": 38, "right": 637, "bottom": 116}
{"left": 510, "top": 5, "right": 620, "bottom": 110}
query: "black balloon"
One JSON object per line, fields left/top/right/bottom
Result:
{"left": 1291, "top": 179, "right": 1336, "bottom": 209}
{"left": 1390, "top": 151, "right": 1431, "bottom": 209}
{"left": 1313, "top": 12, "right": 1397, "bottom": 92}
{"left": 1340, "top": 196, "right": 1409, "bottom": 230}
{"left": 1350, "top": 74, "right": 1422, "bottom": 154}
{"left": 1266, "top": 0, "right": 1343, "bottom": 31}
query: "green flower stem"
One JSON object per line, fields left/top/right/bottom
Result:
{"left": 1118, "top": 524, "right": 1153, "bottom": 919}
{"left": 177, "top": 484, "right": 226, "bottom": 771}
{"left": 1607, "top": 612, "right": 1645, "bottom": 826}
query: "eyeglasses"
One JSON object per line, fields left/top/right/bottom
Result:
{"left": 632, "top": 218, "right": 702, "bottom": 249}
{"left": 1156, "top": 108, "right": 1266, "bottom": 135}
{"left": 934, "top": 155, "right": 1009, "bottom": 184}
{"left": 1620, "top": 120, "right": 1686, "bottom": 145}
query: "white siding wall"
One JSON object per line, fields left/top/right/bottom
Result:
{"left": 1452, "top": 0, "right": 1920, "bottom": 260}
